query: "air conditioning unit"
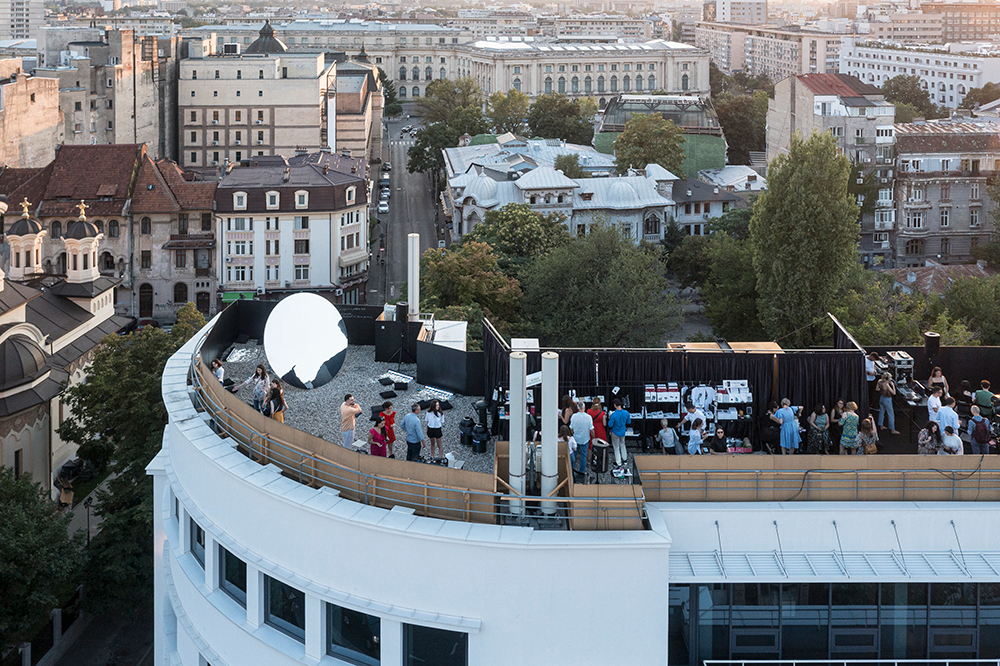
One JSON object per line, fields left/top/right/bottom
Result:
{"left": 212, "top": 140, "right": 218, "bottom": 145}
{"left": 883, "top": 158, "right": 893, "bottom": 164}
{"left": 881, "top": 240, "right": 891, "bottom": 249}
{"left": 256, "top": 287, "right": 265, "bottom": 295}
{"left": 226, "top": 256, "right": 233, "bottom": 263}
{"left": 335, "top": 288, "right": 344, "bottom": 296}
{"left": 212, "top": 120, "right": 219, "bottom": 125}
{"left": 235, "top": 140, "right": 241, "bottom": 145}
{"left": 257, "top": 140, "right": 264, "bottom": 145}
{"left": 880, "top": 178, "right": 888, "bottom": 184}
{"left": 255, "top": 119, "right": 263, "bottom": 125}
{"left": 284, "top": 280, "right": 292, "bottom": 287}
{"left": 864, "top": 157, "right": 872, "bottom": 163}
{"left": 211, "top": 160, "right": 218, "bottom": 165}
{"left": 856, "top": 178, "right": 864, "bottom": 184}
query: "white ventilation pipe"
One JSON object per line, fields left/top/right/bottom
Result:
{"left": 407, "top": 233, "right": 420, "bottom": 321}
{"left": 540, "top": 351, "right": 559, "bottom": 515}
{"left": 508, "top": 351, "right": 527, "bottom": 516}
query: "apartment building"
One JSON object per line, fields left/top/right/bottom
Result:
{"left": 455, "top": 39, "right": 710, "bottom": 104}
{"left": 767, "top": 73, "right": 896, "bottom": 268}
{"left": 34, "top": 29, "right": 164, "bottom": 157}
{"left": 717, "top": 0, "right": 767, "bottom": 25}
{"left": 214, "top": 151, "right": 369, "bottom": 304}
{"left": 447, "top": 12, "right": 537, "bottom": 39}
{"left": 696, "top": 22, "right": 841, "bottom": 79}
{"left": 0, "top": 0, "right": 42, "bottom": 39}
{"left": 0, "top": 59, "right": 62, "bottom": 167}
{"left": 867, "top": 13, "right": 944, "bottom": 43}
{"left": 552, "top": 14, "right": 654, "bottom": 39}
{"left": 920, "top": 1, "right": 1000, "bottom": 42}
{"left": 840, "top": 36, "right": 1000, "bottom": 109}
{"left": 893, "top": 120, "right": 999, "bottom": 268}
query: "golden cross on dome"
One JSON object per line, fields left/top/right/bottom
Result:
{"left": 19, "top": 197, "right": 30, "bottom": 218}
{"left": 76, "top": 200, "right": 88, "bottom": 220}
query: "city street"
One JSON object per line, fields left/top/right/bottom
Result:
{"left": 368, "top": 115, "right": 447, "bottom": 307}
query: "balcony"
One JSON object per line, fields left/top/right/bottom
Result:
{"left": 874, "top": 219, "right": 894, "bottom": 231}
{"left": 195, "top": 267, "right": 212, "bottom": 277}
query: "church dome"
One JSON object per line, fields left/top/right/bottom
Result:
{"left": 464, "top": 171, "right": 499, "bottom": 206}
{"left": 0, "top": 334, "right": 47, "bottom": 391}
{"left": 244, "top": 20, "right": 288, "bottom": 54}
{"left": 7, "top": 215, "right": 42, "bottom": 237}
{"left": 64, "top": 219, "right": 100, "bottom": 240}
{"left": 607, "top": 180, "right": 637, "bottom": 208}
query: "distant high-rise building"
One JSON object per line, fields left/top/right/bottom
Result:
{"left": 920, "top": 1, "right": 1000, "bottom": 41}
{"left": 0, "top": 0, "right": 42, "bottom": 39}
{"left": 717, "top": 0, "right": 767, "bottom": 24}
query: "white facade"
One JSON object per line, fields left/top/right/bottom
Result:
{"left": 152, "top": 318, "right": 1000, "bottom": 666}
{"left": 0, "top": 0, "right": 42, "bottom": 39}
{"left": 717, "top": 0, "right": 768, "bottom": 24}
{"left": 696, "top": 21, "right": 841, "bottom": 79}
{"left": 839, "top": 36, "right": 1000, "bottom": 109}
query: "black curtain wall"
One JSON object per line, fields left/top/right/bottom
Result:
{"left": 686, "top": 352, "right": 775, "bottom": 419}
{"left": 559, "top": 351, "right": 598, "bottom": 390}
{"left": 482, "top": 322, "right": 510, "bottom": 407}
{"left": 776, "top": 352, "right": 869, "bottom": 419}
{"left": 596, "top": 351, "right": 686, "bottom": 410}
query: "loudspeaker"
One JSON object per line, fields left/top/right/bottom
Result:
{"left": 924, "top": 331, "right": 941, "bottom": 359}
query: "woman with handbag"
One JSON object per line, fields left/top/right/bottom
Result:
{"left": 369, "top": 416, "right": 390, "bottom": 457}
{"left": 806, "top": 403, "right": 831, "bottom": 454}
{"left": 263, "top": 379, "right": 287, "bottom": 423}
{"left": 233, "top": 364, "right": 270, "bottom": 412}
{"left": 857, "top": 417, "right": 879, "bottom": 455}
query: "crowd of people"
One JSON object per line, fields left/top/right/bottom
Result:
{"left": 916, "top": 370, "right": 996, "bottom": 455}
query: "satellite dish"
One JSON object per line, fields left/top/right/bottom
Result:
{"left": 263, "top": 293, "right": 348, "bottom": 389}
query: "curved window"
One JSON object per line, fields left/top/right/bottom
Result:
{"left": 584, "top": 76, "right": 592, "bottom": 93}
{"left": 51, "top": 221, "right": 62, "bottom": 239}
{"left": 636, "top": 75, "right": 643, "bottom": 91}
{"left": 681, "top": 74, "right": 689, "bottom": 91}
{"left": 109, "top": 220, "right": 119, "bottom": 238}
{"left": 906, "top": 239, "right": 924, "bottom": 255}
{"left": 648, "top": 75, "right": 655, "bottom": 90}
{"left": 174, "top": 282, "right": 188, "bottom": 303}
{"left": 399, "top": 86, "right": 406, "bottom": 98}
{"left": 412, "top": 67, "right": 419, "bottom": 80}
{"left": 94, "top": 220, "right": 104, "bottom": 234}
{"left": 544, "top": 77, "right": 552, "bottom": 94}
{"left": 412, "top": 86, "right": 420, "bottom": 97}
{"left": 598, "top": 76, "right": 605, "bottom": 92}
{"left": 425, "top": 66, "right": 432, "bottom": 80}
{"left": 101, "top": 251, "right": 114, "bottom": 271}
{"left": 558, "top": 77, "right": 566, "bottom": 93}
{"left": 398, "top": 67, "right": 406, "bottom": 80}
{"left": 440, "top": 67, "right": 446, "bottom": 80}
{"left": 513, "top": 78, "right": 521, "bottom": 92}
{"left": 571, "top": 76, "right": 579, "bottom": 93}
{"left": 141, "top": 217, "right": 151, "bottom": 235}
{"left": 611, "top": 76, "right": 618, "bottom": 92}
{"left": 623, "top": 75, "right": 630, "bottom": 92}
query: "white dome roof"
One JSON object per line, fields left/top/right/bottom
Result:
{"left": 607, "top": 180, "right": 637, "bottom": 207}
{"left": 463, "top": 171, "right": 499, "bottom": 206}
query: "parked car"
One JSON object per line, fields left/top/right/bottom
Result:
{"left": 409, "top": 130, "right": 418, "bottom": 138}
{"left": 402, "top": 125, "right": 413, "bottom": 132}
{"left": 380, "top": 187, "right": 391, "bottom": 199}
{"left": 382, "top": 162, "right": 392, "bottom": 171}
{"left": 377, "top": 201, "right": 390, "bottom": 214}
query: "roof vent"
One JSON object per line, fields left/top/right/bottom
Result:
{"left": 714, "top": 187, "right": 719, "bottom": 194}
{"left": 686, "top": 189, "right": 692, "bottom": 197}
{"left": 907, "top": 271, "right": 916, "bottom": 283}
{"left": 282, "top": 167, "right": 290, "bottom": 183}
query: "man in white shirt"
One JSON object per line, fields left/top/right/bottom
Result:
{"left": 938, "top": 396, "right": 960, "bottom": 435}
{"left": 865, "top": 352, "right": 878, "bottom": 410}
{"left": 927, "top": 386, "right": 943, "bottom": 424}
{"left": 940, "top": 425, "right": 964, "bottom": 455}
{"left": 569, "top": 401, "right": 594, "bottom": 476}
{"left": 681, "top": 402, "right": 706, "bottom": 432}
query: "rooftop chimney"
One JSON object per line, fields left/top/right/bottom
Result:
{"left": 282, "top": 167, "right": 290, "bottom": 183}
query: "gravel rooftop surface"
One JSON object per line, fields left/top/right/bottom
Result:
{"left": 220, "top": 342, "right": 498, "bottom": 474}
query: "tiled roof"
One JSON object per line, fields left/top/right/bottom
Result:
{"left": 37, "top": 144, "right": 144, "bottom": 218}
{"left": 132, "top": 157, "right": 217, "bottom": 213}
{"left": 796, "top": 73, "right": 882, "bottom": 97}
{"left": 671, "top": 178, "right": 743, "bottom": 204}
{"left": 885, "top": 262, "right": 997, "bottom": 296}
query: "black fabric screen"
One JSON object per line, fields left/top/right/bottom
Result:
{"left": 777, "top": 352, "right": 869, "bottom": 419}
{"left": 558, "top": 351, "right": 597, "bottom": 388}
{"left": 482, "top": 321, "right": 510, "bottom": 407}
{"left": 686, "top": 352, "right": 775, "bottom": 419}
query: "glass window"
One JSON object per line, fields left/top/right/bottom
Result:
{"left": 265, "top": 576, "right": 306, "bottom": 641}
{"left": 328, "top": 604, "right": 380, "bottom": 666}
{"left": 219, "top": 546, "right": 247, "bottom": 606}
{"left": 781, "top": 584, "right": 829, "bottom": 659}
{"left": 404, "top": 624, "right": 467, "bottom": 666}
{"left": 881, "top": 583, "right": 928, "bottom": 659}
{"left": 189, "top": 517, "right": 205, "bottom": 566}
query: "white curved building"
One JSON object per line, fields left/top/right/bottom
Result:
{"left": 152, "top": 309, "right": 1000, "bottom": 666}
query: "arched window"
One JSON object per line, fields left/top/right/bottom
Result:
{"left": 425, "top": 66, "right": 432, "bottom": 80}
{"left": 101, "top": 251, "right": 114, "bottom": 271}
{"left": 941, "top": 237, "right": 951, "bottom": 255}
{"left": 513, "top": 78, "right": 521, "bottom": 92}
{"left": 599, "top": 97, "right": 607, "bottom": 109}
{"left": 399, "top": 86, "right": 406, "bottom": 98}
{"left": 398, "top": 67, "right": 406, "bottom": 80}
{"left": 412, "top": 67, "right": 419, "bottom": 80}
{"left": 623, "top": 75, "right": 630, "bottom": 92}
{"left": 51, "top": 221, "right": 62, "bottom": 239}
{"left": 110, "top": 220, "right": 120, "bottom": 237}
{"left": 959, "top": 85, "right": 966, "bottom": 94}
{"left": 141, "top": 217, "right": 151, "bottom": 235}
{"left": 681, "top": 74, "right": 689, "bottom": 91}
{"left": 584, "top": 76, "right": 592, "bottom": 93}
{"left": 636, "top": 75, "right": 643, "bottom": 91}
{"left": 558, "top": 77, "right": 566, "bottom": 93}
{"left": 648, "top": 74, "right": 656, "bottom": 90}
{"left": 412, "top": 86, "right": 420, "bottom": 97}
{"left": 611, "top": 76, "right": 618, "bottom": 92}
{"left": 139, "top": 283, "right": 153, "bottom": 318}
{"left": 94, "top": 220, "right": 104, "bottom": 234}
{"left": 597, "top": 76, "right": 605, "bottom": 92}
{"left": 906, "top": 239, "right": 924, "bottom": 255}
{"left": 544, "top": 77, "right": 552, "bottom": 94}
{"left": 174, "top": 282, "right": 188, "bottom": 304}
{"left": 440, "top": 67, "right": 446, "bottom": 80}
{"left": 571, "top": 76, "right": 579, "bottom": 93}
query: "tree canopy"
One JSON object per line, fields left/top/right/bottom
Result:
{"left": 713, "top": 90, "right": 768, "bottom": 165}
{"left": 407, "top": 122, "right": 460, "bottom": 174}
{"left": 377, "top": 68, "right": 401, "bottom": 117}
{"left": 462, "top": 203, "right": 571, "bottom": 279}
{"left": 0, "top": 468, "right": 81, "bottom": 647}
{"left": 960, "top": 81, "right": 1000, "bottom": 109}
{"left": 486, "top": 88, "right": 530, "bottom": 134}
{"left": 613, "top": 113, "right": 685, "bottom": 177}
{"left": 522, "top": 222, "right": 680, "bottom": 347}
{"left": 892, "top": 101, "right": 922, "bottom": 124}
{"left": 881, "top": 75, "right": 939, "bottom": 119}
{"left": 749, "top": 131, "right": 860, "bottom": 347}
{"left": 415, "top": 77, "right": 483, "bottom": 125}
{"left": 553, "top": 153, "right": 586, "bottom": 179}
{"left": 526, "top": 94, "right": 595, "bottom": 145}
{"left": 421, "top": 241, "right": 522, "bottom": 322}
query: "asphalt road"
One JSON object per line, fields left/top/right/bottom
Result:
{"left": 368, "top": 115, "right": 444, "bottom": 307}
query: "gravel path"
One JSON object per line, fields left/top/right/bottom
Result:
{"left": 220, "top": 342, "right": 497, "bottom": 473}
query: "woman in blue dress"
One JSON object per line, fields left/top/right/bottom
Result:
{"left": 769, "top": 398, "right": 801, "bottom": 454}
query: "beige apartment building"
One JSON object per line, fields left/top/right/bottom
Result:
{"left": 178, "top": 25, "right": 383, "bottom": 169}
{"left": 868, "top": 13, "right": 943, "bottom": 43}
{"left": 551, "top": 15, "right": 654, "bottom": 39}
{"left": 0, "top": 0, "right": 42, "bottom": 39}
{"left": 696, "top": 22, "right": 840, "bottom": 80}
{"left": 0, "top": 59, "right": 62, "bottom": 167}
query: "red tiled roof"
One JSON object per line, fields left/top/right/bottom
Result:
{"left": 154, "top": 159, "right": 216, "bottom": 210}
{"left": 131, "top": 154, "right": 180, "bottom": 213}
{"left": 885, "top": 262, "right": 997, "bottom": 295}
{"left": 38, "top": 144, "right": 144, "bottom": 217}
{"left": 797, "top": 73, "right": 883, "bottom": 97}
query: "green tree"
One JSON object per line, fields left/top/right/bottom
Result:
{"left": 57, "top": 327, "right": 184, "bottom": 612}
{"left": 449, "top": 105, "right": 489, "bottom": 136}
{"left": 847, "top": 157, "right": 880, "bottom": 222}
{"left": 661, "top": 218, "right": 685, "bottom": 255}
{"left": 881, "top": 75, "right": 937, "bottom": 118}
{"left": 172, "top": 302, "right": 207, "bottom": 344}
{"left": 463, "top": 203, "right": 571, "bottom": 279}
{"left": 378, "top": 67, "right": 402, "bottom": 117}
{"left": 526, "top": 94, "right": 595, "bottom": 145}
{"left": 708, "top": 203, "right": 754, "bottom": 240}
{"left": 553, "top": 153, "right": 586, "bottom": 179}
{"left": 829, "top": 266, "right": 927, "bottom": 346}
{"left": 892, "top": 102, "right": 922, "bottom": 124}
{"left": 713, "top": 90, "right": 768, "bottom": 165}
{"left": 669, "top": 234, "right": 711, "bottom": 288}
{"left": 421, "top": 241, "right": 522, "bottom": 322}
{"left": 700, "top": 234, "right": 767, "bottom": 341}
{"left": 522, "top": 223, "right": 681, "bottom": 347}
{"left": 613, "top": 113, "right": 685, "bottom": 177}
{"left": 943, "top": 276, "right": 1000, "bottom": 345}
{"left": 731, "top": 71, "right": 775, "bottom": 97}
{"left": 486, "top": 88, "right": 530, "bottom": 134}
{"left": 749, "top": 131, "right": 860, "bottom": 347}
{"left": 0, "top": 468, "right": 82, "bottom": 647}
{"left": 960, "top": 81, "right": 1000, "bottom": 109}
{"left": 406, "top": 122, "right": 460, "bottom": 174}
{"left": 416, "top": 77, "right": 483, "bottom": 125}
{"left": 709, "top": 61, "right": 732, "bottom": 97}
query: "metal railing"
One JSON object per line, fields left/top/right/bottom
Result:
{"left": 185, "top": 333, "right": 647, "bottom": 530}
{"left": 706, "top": 661, "right": 1000, "bottom": 666}
{"left": 638, "top": 464, "right": 1000, "bottom": 503}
